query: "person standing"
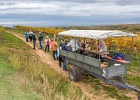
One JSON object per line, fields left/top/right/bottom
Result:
{"left": 38, "top": 32, "right": 43, "bottom": 49}
{"left": 61, "top": 40, "right": 68, "bottom": 71}
{"left": 51, "top": 38, "right": 58, "bottom": 60}
{"left": 24, "top": 30, "right": 28, "bottom": 42}
{"left": 44, "top": 36, "right": 51, "bottom": 52}
{"left": 29, "top": 30, "right": 33, "bottom": 42}
{"left": 32, "top": 32, "right": 36, "bottom": 50}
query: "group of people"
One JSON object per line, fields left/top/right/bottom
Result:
{"left": 25, "top": 30, "right": 107, "bottom": 71}
{"left": 25, "top": 30, "right": 44, "bottom": 50}
{"left": 80, "top": 39, "right": 107, "bottom": 52}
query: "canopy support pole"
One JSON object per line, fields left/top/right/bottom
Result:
{"left": 135, "top": 46, "right": 140, "bottom": 67}
{"left": 132, "top": 37, "right": 134, "bottom": 49}
{"left": 99, "top": 40, "right": 101, "bottom": 60}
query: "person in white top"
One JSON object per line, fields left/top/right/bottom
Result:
{"left": 44, "top": 36, "right": 51, "bottom": 52}
{"left": 29, "top": 30, "right": 33, "bottom": 42}
{"left": 99, "top": 39, "right": 107, "bottom": 52}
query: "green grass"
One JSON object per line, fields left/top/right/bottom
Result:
{"left": 0, "top": 53, "right": 42, "bottom": 100}
{"left": 1, "top": 29, "right": 88, "bottom": 100}
{"left": 81, "top": 74, "right": 131, "bottom": 100}
{"left": 5, "top": 28, "right": 140, "bottom": 99}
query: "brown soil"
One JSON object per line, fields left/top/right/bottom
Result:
{"left": 6, "top": 30, "right": 138, "bottom": 100}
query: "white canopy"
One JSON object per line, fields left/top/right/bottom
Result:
{"left": 58, "top": 30, "right": 137, "bottom": 40}
{"left": 67, "top": 38, "right": 79, "bottom": 51}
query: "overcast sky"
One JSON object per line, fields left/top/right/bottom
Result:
{"left": 0, "top": 0, "right": 140, "bottom": 27}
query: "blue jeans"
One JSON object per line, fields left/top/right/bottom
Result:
{"left": 39, "top": 41, "right": 43, "bottom": 48}
{"left": 63, "top": 57, "right": 67, "bottom": 70}
{"left": 26, "top": 37, "right": 28, "bottom": 42}
{"left": 52, "top": 51, "right": 57, "bottom": 60}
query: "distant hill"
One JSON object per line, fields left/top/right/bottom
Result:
{"left": 54, "top": 24, "right": 140, "bottom": 33}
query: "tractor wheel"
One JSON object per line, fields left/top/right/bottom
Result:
{"left": 69, "top": 66, "right": 78, "bottom": 82}
{"left": 75, "top": 67, "right": 82, "bottom": 81}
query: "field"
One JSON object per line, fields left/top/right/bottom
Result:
{"left": 1, "top": 25, "right": 140, "bottom": 100}
{"left": 0, "top": 29, "right": 88, "bottom": 100}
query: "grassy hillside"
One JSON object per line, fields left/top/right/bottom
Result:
{"left": 5, "top": 27, "right": 140, "bottom": 100}
{"left": 0, "top": 30, "right": 88, "bottom": 100}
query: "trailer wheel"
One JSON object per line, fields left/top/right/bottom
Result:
{"left": 75, "top": 67, "right": 82, "bottom": 81}
{"left": 69, "top": 67, "right": 78, "bottom": 82}
{"left": 138, "top": 95, "right": 140, "bottom": 100}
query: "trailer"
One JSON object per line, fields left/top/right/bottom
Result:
{"left": 58, "top": 30, "right": 140, "bottom": 94}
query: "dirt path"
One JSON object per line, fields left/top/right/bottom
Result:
{"left": 6, "top": 30, "right": 107, "bottom": 100}
{"left": 6, "top": 30, "right": 137, "bottom": 100}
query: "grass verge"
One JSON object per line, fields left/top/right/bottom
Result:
{"left": 0, "top": 30, "right": 89, "bottom": 100}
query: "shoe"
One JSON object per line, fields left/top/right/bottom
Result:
{"left": 64, "top": 69, "right": 68, "bottom": 71}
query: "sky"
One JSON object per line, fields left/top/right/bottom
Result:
{"left": 0, "top": 0, "right": 140, "bottom": 27}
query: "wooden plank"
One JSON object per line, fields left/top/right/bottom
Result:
{"left": 68, "top": 52, "right": 75, "bottom": 59}
{"left": 90, "top": 65, "right": 103, "bottom": 76}
{"left": 106, "top": 65, "right": 126, "bottom": 78}
{"left": 61, "top": 50, "right": 101, "bottom": 67}
{"left": 76, "top": 54, "right": 84, "bottom": 62}
{"left": 60, "top": 50, "right": 67, "bottom": 56}
{"left": 68, "top": 58, "right": 103, "bottom": 76}
{"left": 84, "top": 56, "right": 100, "bottom": 67}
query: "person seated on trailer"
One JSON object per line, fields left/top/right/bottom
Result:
{"left": 67, "top": 38, "right": 80, "bottom": 52}
{"left": 88, "top": 39, "right": 97, "bottom": 51}
{"left": 94, "top": 39, "right": 108, "bottom": 61}
{"left": 98, "top": 39, "right": 107, "bottom": 52}
{"left": 85, "top": 41, "right": 89, "bottom": 49}
{"left": 79, "top": 40, "right": 86, "bottom": 54}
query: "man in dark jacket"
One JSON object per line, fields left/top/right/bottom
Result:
{"left": 32, "top": 33, "right": 36, "bottom": 50}
{"left": 61, "top": 40, "right": 69, "bottom": 71}
{"left": 38, "top": 32, "right": 43, "bottom": 49}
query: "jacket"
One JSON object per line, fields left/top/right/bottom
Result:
{"left": 38, "top": 34, "right": 43, "bottom": 41}
{"left": 51, "top": 41, "right": 58, "bottom": 51}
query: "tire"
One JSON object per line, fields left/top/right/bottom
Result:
{"left": 75, "top": 67, "right": 82, "bottom": 81}
{"left": 69, "top": 67, "right": 78, "bottom": 82}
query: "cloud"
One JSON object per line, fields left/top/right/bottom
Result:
{"left": 4, "top": 0, "right": 139, "bottom": 5}
{"left": 0, "top": 0, "right": 140, "bottom": 26}
{"left": 0, "top": 1, "right": 140, "bottom": 17}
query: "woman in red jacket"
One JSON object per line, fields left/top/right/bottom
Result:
{"left": 44, "top": 36, "right": 51, "bottom": 52}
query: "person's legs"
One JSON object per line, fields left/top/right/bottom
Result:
{"left": 63, "top": 57, "right": 67, "bottom": 70}
{"left": 39, "top": 41, "right": 41, "bottom": 48}
{"left": 55, "top": 50, "right": 58, "bottom": 60}
{"left": 55, "top": 51, "right": 57, "bottom": 60}
{"left": 41, "top": 41, "right": 43, "bottom": 48}
{"left": 33, "top": 41, "right": 36, "bottom": 50}
{"left": 47, "top": 45, "right": 49, "bottom": 52}
{"left": 40, "top": 41, "right": 43, "bottom": 48}
{"left": 52, "top": 51, "right": 56, "bottom": 60}
{"left": 26, "top": 37, "right": 28, "bottom": 42}
{"left": 44, "top": 45, "right": 47, "bottom": 52}
{"left": 31, "top": 37, "right": 32, "bottom": 42}
{"left": 34, "top": 42, "right": 36, "bottom": 49}
{"left": 29, "top": 36, "right": 31, "bottom": 41}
